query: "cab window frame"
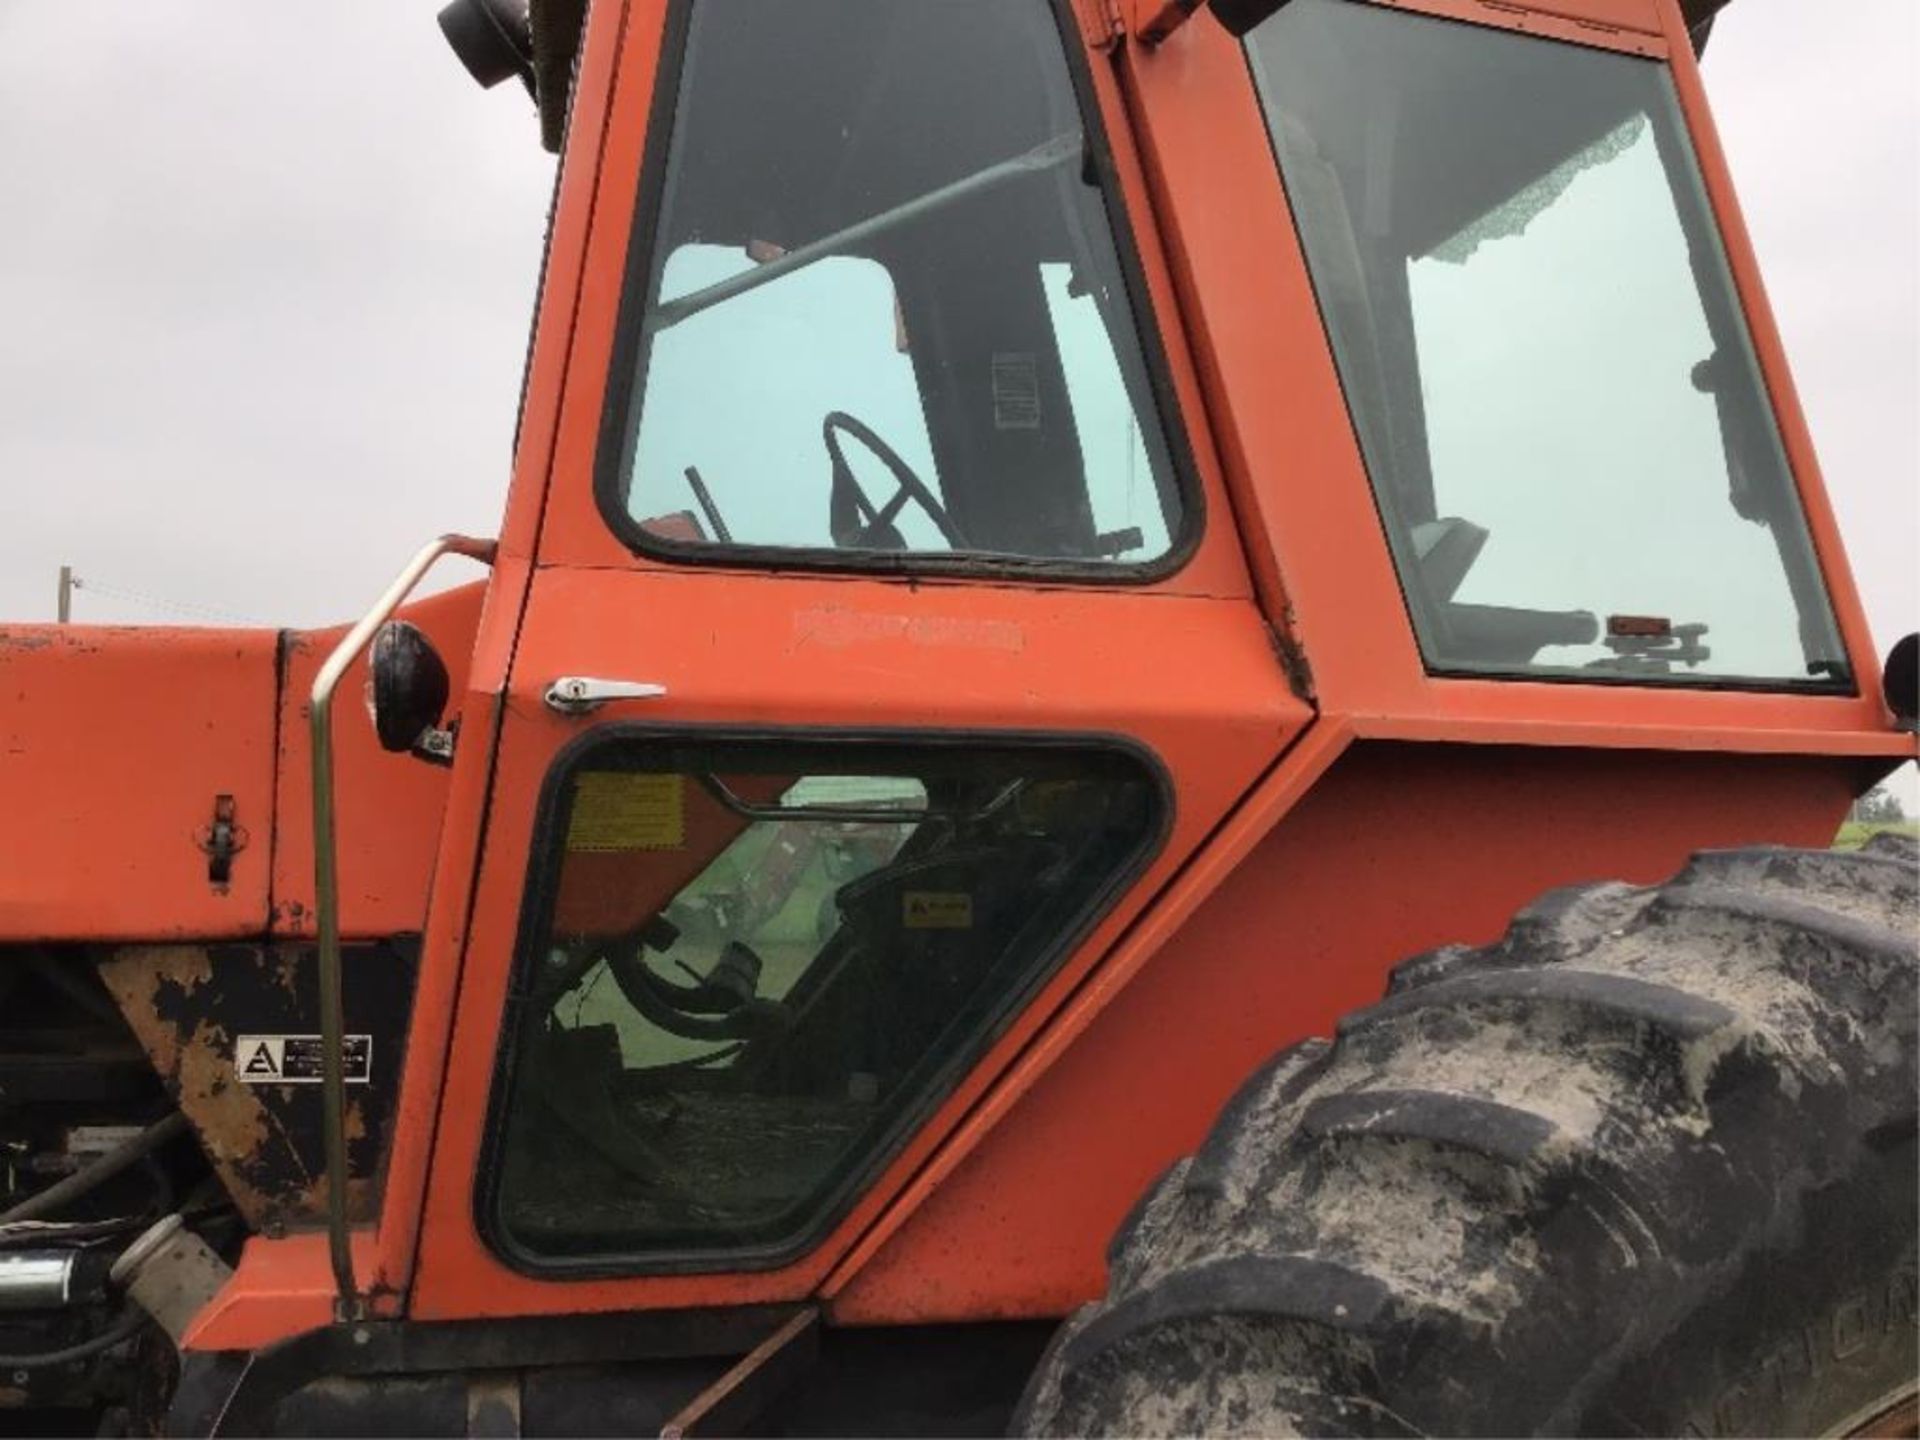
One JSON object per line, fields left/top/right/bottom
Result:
{"left": 589, "top": 0, "right": 1205, "bottom": 585}
{"left": 474, "top": 724, "right": 1174, "bottom": 1279}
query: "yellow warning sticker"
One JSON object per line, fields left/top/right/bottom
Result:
{"left": 903, "top": 891, "right": 973, "bottom": 930}
{"left": 566, "top": 772, "right": 685, "bottom": 852}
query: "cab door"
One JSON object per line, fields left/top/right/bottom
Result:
{"left": 408, "top": 0, "right": 1311, "bottom": 1321}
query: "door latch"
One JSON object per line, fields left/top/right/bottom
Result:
{"left": 543, "top": 677, "right": 668, "bottom": 716}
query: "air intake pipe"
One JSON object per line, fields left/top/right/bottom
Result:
{"left": 0, "top": 1252, "right": 85, "bottom": 1312}
{"left": 109, "top": 1215, "right": 233, "bottom": 1348}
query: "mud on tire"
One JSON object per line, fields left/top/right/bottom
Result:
{"left": 1016, "top": 837, "right": 1920, "bottom": 1438}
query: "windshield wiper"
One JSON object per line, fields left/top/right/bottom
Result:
{"left": 645, "top": 130, "right": 1084, "bottom": 335}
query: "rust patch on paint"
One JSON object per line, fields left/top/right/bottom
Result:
{"left": 0, "top": 628, "right": 58, "bottom": 652}
{"left": 96, "top": 942, "right": 415, "bottom": 1229}
{"left": 99, "top": 945, "right": 213, "bottom": 1077}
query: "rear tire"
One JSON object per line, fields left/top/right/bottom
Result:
{"left": 1016, "top": 837, "right": 1919, "bottom": 1437}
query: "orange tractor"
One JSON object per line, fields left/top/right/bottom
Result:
{"left": 2, "top": 0, "right": 1915, "bottom": 1433}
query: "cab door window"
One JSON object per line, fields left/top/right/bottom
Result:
{"left": 484, "top": 736, "right": 1162, "bottom": 1271}
{"left": 599, "top": 0, "right": 1189, "bottom": 572}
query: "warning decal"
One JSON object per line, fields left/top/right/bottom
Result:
{"left": 903, "top": 891, "right": 973, "bottom": 930}
{"left": 991, "top": 352, "right": 1041, "bottom": 430}
{"left": 566, "top": 772, "right": 685, "bottom": 852}
{"left": 236, "top": 1035, "right": 372, "bottom": 1085}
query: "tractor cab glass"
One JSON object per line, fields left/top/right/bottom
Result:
{"left": 597, "top": 0, "right": 1185, "bottom": 572}
{"left": 1247, "top": 0, "right": 1849, "bottom": 688}
{"left": 485, "top": 737, "right": 1160, "bottom": 1270}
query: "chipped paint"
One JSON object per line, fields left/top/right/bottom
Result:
{"left": 98, "top": 944, "right": 213, "bottom": 1076}
{"left": 175, "top": 1017, "right": 275, "bottom": 1202}
{"left": 96, "top": 941, "right": 417, "bottom": 1230}
{"left": 0, "top": 627, "right": 58, "bottom": 652}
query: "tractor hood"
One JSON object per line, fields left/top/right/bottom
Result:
{"left": 0, "top": 583, "right": 485, "bottom": 944}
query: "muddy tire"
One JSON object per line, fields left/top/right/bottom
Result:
{"left": 1016, "top": 837, "right": 1920, "bottom": 1437}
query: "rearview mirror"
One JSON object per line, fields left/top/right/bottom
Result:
{"left": 368, "top": 621, "right": 454, "bottom": 764}
{"left": 436, "top": 0, "right": 533, "bottom": 92}
{"left": 1884, "top": 633, "right": 1918, "bottom": 732}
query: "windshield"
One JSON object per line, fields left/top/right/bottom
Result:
{"left": 598, "top": 0, "right": 1185, "bottom": 572}
{"left": 1246, "top": 0, "right": 1848, "bottom": 687}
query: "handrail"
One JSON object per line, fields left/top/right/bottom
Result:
{"left": 309, "top": 533, "right": 496, "bottom": 1317}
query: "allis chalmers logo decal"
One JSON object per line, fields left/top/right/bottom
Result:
{"left": 235, "top": 1034, "right": 373, "bottom": 1085}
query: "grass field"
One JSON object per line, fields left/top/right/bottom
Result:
{"left": 1834, "top": 820, "right": 1920, "bottom": 850}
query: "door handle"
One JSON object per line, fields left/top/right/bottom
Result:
{"left": 543, "top": 676, "right": 668, "bottom": 715}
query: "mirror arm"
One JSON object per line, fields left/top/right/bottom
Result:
{"left": 411, "top": 720, "right": 459, "bottom": 768}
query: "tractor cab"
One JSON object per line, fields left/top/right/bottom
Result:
{"left": 274, "top": 0, "right": 1905, "bottom": 1359}
{"left": 3, "top": 0, "right": 1912, "bottom": 1434}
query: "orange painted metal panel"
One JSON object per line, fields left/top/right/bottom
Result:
{"left": 1121, "top": 17, "right": 1427, "bottom": 706}
{"left": 405, "top": 566, "right": 1307, "bottom": 1321}
{"left": 823, "top": 716, "right": 1357, "bottom": 1299}
{"left": 182, "top": 1230, "right": 380, "bottom": 1353}
{"left": 0, "top": 625, "right": 277, "bottom": 939}
{"left": 1348, "top": 682, "right": 1916, "bottom": 757}
{"left": 829, "top": 740, "right": 1862, "bottom": 1323}
{"left": 369, "top": 564, "right": 536, "bottom": 1306}
{"left": 268, "top": 581, "right": 485, "bottom": 939}
{"left": 488, "top": 2, "right": 646, "bottom": 573}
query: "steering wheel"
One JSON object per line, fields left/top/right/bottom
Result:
{"left": 823, "top": 411, "right": 965, "bottom": 550}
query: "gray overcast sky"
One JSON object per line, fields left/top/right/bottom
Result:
{"left": 0, "top": 2, "right": 1913, "bottom": 788}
